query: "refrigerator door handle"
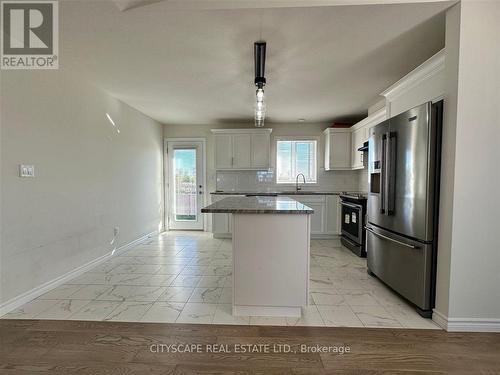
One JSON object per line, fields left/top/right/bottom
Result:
{"left": 380, "top": 134, "right": 387, "bottom": 214}
{"left": 383, "top": 132, "right": 391, "bottom": 215}
{"left": 365, "top": 226, "right": 419, "bottom": 249}
{"left": 387, "top": 132, "right": 397, "bottom": 215}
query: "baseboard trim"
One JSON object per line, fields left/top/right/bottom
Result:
{"left": 433, "top": 309, "right": 500, "bottom": 332}
{"left": 432, "top": 310, "right": 448, "bottom": 330}
{"left": 0, "top": 230, "right": 158, "bottom": 317}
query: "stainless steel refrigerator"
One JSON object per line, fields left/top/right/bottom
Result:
{"left": 366, "top": 101, "right": 443, "bottom": 318}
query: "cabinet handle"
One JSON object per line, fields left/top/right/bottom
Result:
{"left": 231, "top": 157, "right": 234, "bottom": 166}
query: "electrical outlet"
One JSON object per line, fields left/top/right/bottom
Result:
{"left": 19, "top": 164, "right": 35, "bottom": 177}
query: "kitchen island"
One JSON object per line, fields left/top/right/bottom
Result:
{"left": 201, "top": 196, "right": 313, "bottom": 318}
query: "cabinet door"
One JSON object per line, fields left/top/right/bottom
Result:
{"left": 330, "top": 132, "right": 351, "bottom": 169}
{"left": 290, "top": 196, "right": 326, "bottom": 235}
{"left": 366, "top": 124, "right": 376, "bottom": 142}
{"left": 211, "top": 195, "right": 229, "bottom": 234}
{"left": 307, "top": 202, "right": 325, "bottom": 234}
{"left": 213, "top": 213, "right": 229, "bottom": 234}
{"left": 232, "top": 134, "right": 251, "bottom": 168}
{"left": 351, "top": 127, "right": 364, "bottom": 169}
{"left": 325, "top": 195, "right": 340, "bottom": 234}
{"left": 251, "top": 133, "right": 270, "bottom": 168}
{"left": 215, "top": 135, "right": 233, "bottom": 169}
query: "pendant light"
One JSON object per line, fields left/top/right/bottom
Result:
{"left": 254, "top": 41, "right": 266, "bottom": 127}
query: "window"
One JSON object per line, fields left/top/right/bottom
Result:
{"left": 276, "top": 139, "right": 317, "bottom": 184}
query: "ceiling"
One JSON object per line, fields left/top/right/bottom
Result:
{"left": 61, "top": 1, "right": 450, "bottom": 125}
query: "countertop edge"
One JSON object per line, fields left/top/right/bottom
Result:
{"left": 201, "top": 208, "right": 314, "bottom": 214}
{"left": 209, "top": 191, "right": 357, "bottom": 196}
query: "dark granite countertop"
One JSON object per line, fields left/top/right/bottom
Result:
{"left": 201, "top": 196, "right": 314, "bottom": 214}
{"left": 210, "top": 191, "right": 353, "bottom": 196}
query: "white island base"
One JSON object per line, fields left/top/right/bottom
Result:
{"left": 231, "top": 213, "right": 310, "bottom": 318}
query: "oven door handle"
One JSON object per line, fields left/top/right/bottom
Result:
{"left": 340, "top": 201, "right": 362, "bottom": 210}
{"left": 365, "top": 226, "right": 419, "bottom": 249}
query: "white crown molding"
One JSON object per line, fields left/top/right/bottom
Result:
{"left": 323, "top": 107, "right": 387, "bottom": 134}
{"left": 323, "top": 127, "right": 351, "bottom": 134}
{"left": 433, "top": 309, "right": 500, "bottom": 332}
{"left": 381, "top": 49, "right": 445, "bottom": 102}
{"left": 211, "top": 128, "right": 272, "bottom": 134}
{"left": 351, "top": 107, "right": 387, "bottom": 131}
{"left": 0, "top": 231, "right": 158, "bottom": 317}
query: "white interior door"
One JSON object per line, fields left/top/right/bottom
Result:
{"left": 167, "top": 140, "right": 204, "bottom": 230}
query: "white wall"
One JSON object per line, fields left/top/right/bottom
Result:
{"left": 434, "top": 1, "right": 460, "bottom": 324}
{"left": 0, "top": 71, "right": 164, "bottom": 308}
{"left": 439, "top": 0, "right": 500, "bottom": 329}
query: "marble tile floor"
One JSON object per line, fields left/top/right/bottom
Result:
{"left": 2, "top": 231, "right": 440, "bottom": 329}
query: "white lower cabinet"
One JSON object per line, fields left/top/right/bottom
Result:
{"left": 211, "top": 194, "right": 243, "bottom": 238}
{"left": 290, "top": 195, "right": 341, "bottom": 237}
{"left": 326, "top": 195, "right": 341, "bottom": 235}
{"left": 286, "top": 195, "right": 326, "bottom": 235}
{"left": 211, "top": 194, "right": 341, "bottom": 239}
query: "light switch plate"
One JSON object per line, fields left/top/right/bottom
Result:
{"left": 19, "top": 164, "right": 35, "bottom": 177}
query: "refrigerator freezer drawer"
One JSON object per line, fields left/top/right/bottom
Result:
{"left": 366, "top": 226, "right": 434, "bottom": 311}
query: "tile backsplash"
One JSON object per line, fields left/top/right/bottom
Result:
{"left": 216, "top": 169, "right": 366, "bottom": 193}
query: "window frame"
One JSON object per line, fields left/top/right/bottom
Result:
{"left": 274, "top": 136, "right": 319, "bottom": 185}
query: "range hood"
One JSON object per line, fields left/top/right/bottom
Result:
{"left": 358, "top": 141, "right": 369, "bottom": 152}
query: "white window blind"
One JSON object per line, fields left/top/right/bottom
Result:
{"left": 276, "top": 140, "right": 317, "bottom": 184}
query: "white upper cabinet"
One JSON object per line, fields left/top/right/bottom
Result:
{"left": 324, "top": 109, "right": 387, "bottom": 171}
{"left": 215, "top": 134, "right": 233, "bottom": 169}
{"left": 232, "top": 134, "right": 251, "bottom": 168}
{"left": 251, "top": 133, "right": 270, "bottom": 168}
{"left": 212, "top": 129, "right": 272, "bottom": 170}
{"left": 351, "top": 127, "right": 365, "bottom": 169}
{"left": 324, "top": 128, "right": 352, "bottom": 170}
{"left": 349, "top": 108, "right": 387, "bottom": 170}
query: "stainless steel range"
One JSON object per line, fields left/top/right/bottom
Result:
{"left": 340, "top": 193, "right": 367, "bottom": 257}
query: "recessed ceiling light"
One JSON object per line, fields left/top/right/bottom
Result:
{"left": 298, "top": 119, "right": 306, "bottom": 122}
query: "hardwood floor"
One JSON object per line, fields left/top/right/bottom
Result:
{"left": 1, "top": 320, "right": 499, "bottom": 374}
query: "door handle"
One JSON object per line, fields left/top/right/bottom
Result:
{"left": 383, "top": 132, "right": 391, "bottom": 215}
{"left": 380, "top": 134, "right": 386, "bottom": 214}
{"left": 387, "top": 132, "right": 397, "bottom": 215}
{"left": 341, "top": 202, "right": 362, "bottom": 210}
{"left": 365, "top": 226, "right": 418, "bottom": 249}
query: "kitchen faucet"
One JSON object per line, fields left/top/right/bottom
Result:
{"left": 295, "top": 173, "right": 306, "bottom": 191}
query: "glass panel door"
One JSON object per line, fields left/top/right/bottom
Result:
{"left": 173, "top": 149, "right": 197, "bottom": 222}
{"left": 167, "top": 141, "right": 204, "bottom": 230}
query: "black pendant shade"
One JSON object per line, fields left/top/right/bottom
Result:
{"left": 254, "top": 42, "right": 266, "bottom": 88}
